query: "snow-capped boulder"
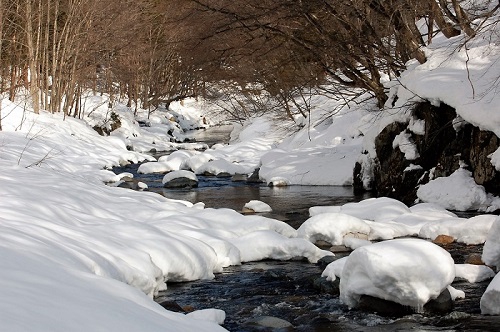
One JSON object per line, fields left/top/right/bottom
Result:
{"left": 162, "top": 170, "right": 198, "bottom": 188}
{"left": 339, "top": 238, "right": 455, "bottom": 311}
{"left": 243, "top": 200, "right": 272, "bottom": 213}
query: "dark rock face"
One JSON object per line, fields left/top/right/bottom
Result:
{"left": 92, "top": 112, "right": 122, "bottom": 136}
{"left": 356, "top": 101, "right": 500, "bottom": 206}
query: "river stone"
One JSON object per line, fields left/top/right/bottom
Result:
{"left": 163, "top": 177, "right": 198, "bottom": 188}
{"left": 313, "top": 276, "right": 340, "bottom": 295}
{"left": 158, "top": 300, "right": 186, "bottom": 313}
{"left": 316, "top": 256, "right": 336, "bottom": 269}
{"left": 247, "top": 168, "right": 263, "bottom": 183}
{"left": 433, "top": 234, "right": 455, "bottom": 245}
{"left": 232, "top": 174, "right": 248, "bottom": 182}
{"left": 424, "top": 288, "right": 453, "bottom": 314}
{"left": 464, "top": 253, "right": 484, "bottom": 265}
{"left": 216, "top": 172, "right": 231, "bottom": 178}
{"left": 246, "top": 316, "right": 293, "bottom": 329}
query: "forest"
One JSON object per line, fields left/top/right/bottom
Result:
{"left": 0, "top": 0, "right": 497, "bottom": 128}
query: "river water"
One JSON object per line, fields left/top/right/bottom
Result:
{"left": 113, "top": 126, "right": 499, "bottom": 331}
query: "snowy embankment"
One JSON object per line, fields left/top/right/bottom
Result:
{"left": 0, "top": 96, "right": 331, "bottom": 331}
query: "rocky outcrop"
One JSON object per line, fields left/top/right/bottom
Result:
{"left": 355, "top": 101, "right": 500, "bottom": 206}
{"left": 92, "top": 112, "right": 122, "bottom": 136}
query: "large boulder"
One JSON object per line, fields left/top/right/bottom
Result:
{"left": 355, "top": 101, "right": 500, "bottom": 206}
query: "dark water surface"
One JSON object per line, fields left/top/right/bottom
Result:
{"left": 113, "top": 126, "right": 499, "bottom": 332}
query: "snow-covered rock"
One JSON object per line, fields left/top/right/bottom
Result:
{"left": 455, "top": 264, "right": 495, "bottom": 283}
{"left": 162, "top": 170, "right": 199, "bottom": 188}
{"left": 243, "top": 200, "right": 272, "bottom": 213}
{"left": 339, "top": 238, "right": 455, "bottom": 311}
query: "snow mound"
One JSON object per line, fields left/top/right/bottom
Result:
{"left": 297, "top": 213, "right": 370, "bottom": 246}
{"left": 482, "top": 218, "right": 500, "bottom": 269}
{"left": 481, "top": 273, "right": 500, "bottom": 315}
{"left": 243, "top": 200, "right": 272, "bottom": 213}
{"left": 229, "top": 230, "right": 332, "bottom": 263}
{"left": 455, "top": 264, "right": 495, "bottom": 283}
{"left": 417, "top": 168, "right": 492, "bottom": 211}
{"left": 340, "top": 238, "right": 455, "bottom": 311}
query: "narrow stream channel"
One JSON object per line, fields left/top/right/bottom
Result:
{"left": 113, "top": 126, "right": 500, "bottom": 331}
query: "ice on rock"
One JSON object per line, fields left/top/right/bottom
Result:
{"left": 340, "top": 238, "right": 455, "bottom": 311}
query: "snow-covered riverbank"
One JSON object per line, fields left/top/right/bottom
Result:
{"left": 2, "top": 90, "right": 500, "bottom": 330}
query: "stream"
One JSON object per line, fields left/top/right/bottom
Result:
{"left": 113, "top": 126, "right": 500, "bottom": 331}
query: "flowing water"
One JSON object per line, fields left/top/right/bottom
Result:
{"left": 113, "top": 126, "right": 499, "bottom": 331}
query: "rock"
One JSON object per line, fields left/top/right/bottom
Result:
{"left": 356, "top": 288, "right": 453, "bottom": 317}
{"left": 355, "top": 100, "right": 500, "bottom": 206}
{"left": 163, "top": 177, "right": 198, "bottom": 188}
{"left": 241, "top": 207, "right": 255, "bottom": 214}
{"left": 313, "top": 276, "right": 340, "bottom": 295}
{"left": 358, "top": 295, "right": 414, "bottom": 317}
{"left": 246, "top": 316, "right": 293, "bottom": 330}
{"left": 216, "top": 172, "right": 231, "bottom": 178}
{"left": 464, "top": 253, "right": 484, "bottom": 265}
{"left": 329, "top": 245, "right": 351, "bottom": 253}
{"left": 246, "top": 168, "right": 262, "bottom": 183}
{"left": 316, "top": 256, "right": 336, "bottom": 269}
{"left": 158, "top": 300, "right": 186, "bottom": 313}
{"left": 232, "top": 174, "right": 248, "bottom": 182}
{"left": 314, "top": 240, "right": 332, "bottom": 249}
{"left": 344, "top": 232, "right": 369, "bottom": 240}
{"left": 424, "top": 288, "right": 453, "bottom": 314}
{"left": 433, "top": 234, "right": 455, "bottom": 245}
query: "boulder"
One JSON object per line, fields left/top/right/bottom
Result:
{"left": 313, "top": 276, "right": 340, "bottom": 295}
{"left": 357, "top": 288, "right": 453, "bottom": 317}
{"left": 163, "top": 177, "right": 198, "bottom": 189}
{"left": 464, "top": 253, "right": 485, "bottom": 265}
{"left": 245, "top": 316, "right": 293, "bottom": 330}
{"left": 162, "top": 170, "right": 198, "bottom": 189}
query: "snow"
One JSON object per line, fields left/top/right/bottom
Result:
{"left": 393, "top": 130, "right": 419, "bottom": 160}
{"left": 162, "top": 170, "right": 199, "bottom": 184}
{"left": 297, "top": 213, "right": 371, "bottom": 246}
{"left": 321, "top": 257, "right": 348, "bottom": 282}
{"left": 0, "top": 95, "right": 337, "bottom": 331}
{"left": 455, "top": 264, "right": 496, "bottom": 283}
{"left": 417, "top": 168, "right": 496, "bottom": 211}
{"left": 339, "top": 239, "right": 456, "bottom": 311}
{"left": 306, "top": 197, "right": 496, "bottom": 244}
{"left": 1, "top": 7, "right": 500, "bottom": 328}
{"left": 481, "top": 273, "right": 500, "bottom": 315}
{"left": 482, "top": 218, "right": 500, "bottom": 269}
{"left": 186, "top": 309, "right": 226, "bottom": 325}
{"left": 244, "top": 200, "right": 273, "bottom": 213}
